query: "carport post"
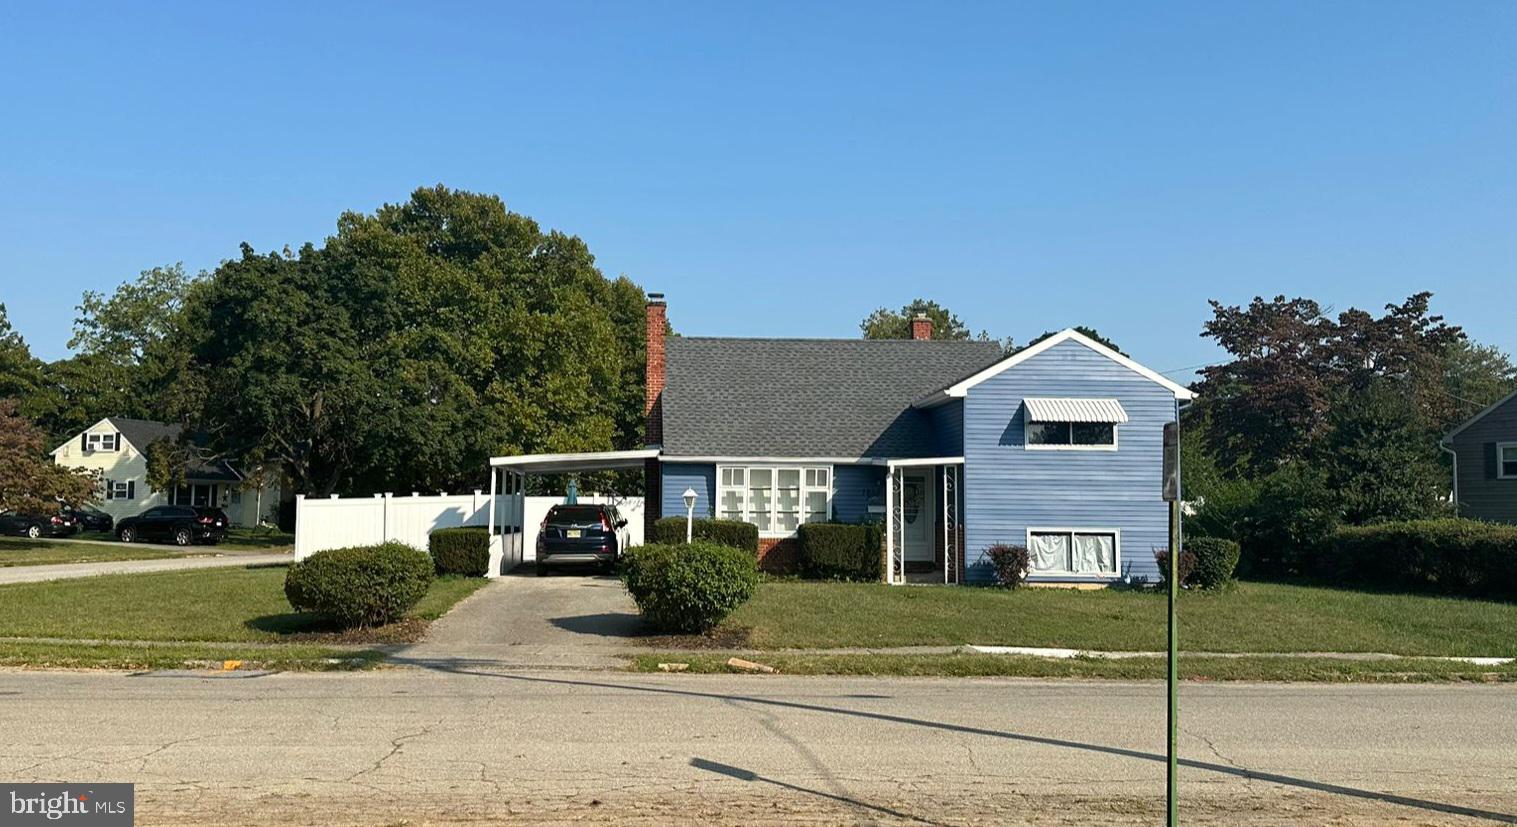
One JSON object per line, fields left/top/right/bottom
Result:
{"left": 486, "top": 466, "right": 497, "bottom": 546}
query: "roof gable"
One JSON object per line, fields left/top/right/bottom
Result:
{"left": 1446, "top": 388, "right": 1517, "bottom": 442}
{"left": 919, "top": 329, "right": 1196, "bottom": 404}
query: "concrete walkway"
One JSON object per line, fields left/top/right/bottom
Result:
{"left": 0, "top": 552, "right": 292, "bottom": 585}
{"left": 395, "top": 563, "right": 646, "bottom": 670}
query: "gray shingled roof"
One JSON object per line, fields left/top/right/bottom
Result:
{"left": 660, "top": 338, "right": 1005, "bottom": 459}
{"left": 108, "top": 417, "right": 243, "bottom": 482}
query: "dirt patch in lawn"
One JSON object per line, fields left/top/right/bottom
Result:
{"left": 634, "top": 625, "right": 753, "bottom": 650}
{"left": 253, "top": 618, "right": 433, "bottom": 645}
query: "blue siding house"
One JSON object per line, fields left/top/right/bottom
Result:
{"left": 640, "top": 295, "right": 1195, "bottom": 585}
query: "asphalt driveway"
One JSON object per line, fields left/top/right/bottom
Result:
{"left": 396, "top": 563, "right": 645, "bottom": 669}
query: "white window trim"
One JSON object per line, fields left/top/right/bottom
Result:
{"left": 1024, "top": 527, "right": 1122, "bottom": 578}
{"left": 716, "top": 464, "right": 833, "bottom": 538}
{"left": 105, "top": 480, "right": 131, "bottom": 501}
{"left": 1024, "top": 421, "right": 1120, "bottom": 452}
{"left": 86, "top": 432, "right": 119, "bottom": 452}
{"left": 1499, "top": 442, "right": 1517, "bottom": 480}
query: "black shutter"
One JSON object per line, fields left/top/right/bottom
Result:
{"left": 81, "top": 433, "right": 88, "bottom": 452}
{"left": 1486, "top": 443, "right": 1499, "bottom": 480}
{"left": 103, "top": 479, "right": 113, "bottom": 500}
{"left": 126, "top": 481, "right": 136, "bottom": 500}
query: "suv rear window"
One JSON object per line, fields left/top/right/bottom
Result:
{"left": 546, "top": 505, "right": 608, "bottom": 522}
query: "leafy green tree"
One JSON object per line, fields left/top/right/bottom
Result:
{"left": 861, "top": 299, "right": 979, "bottom": 341}
{"left": 1197, "top": 293, "right": 1462, "bottom": 476}
{"left": 0, "top": 305, "right": 49, "bottom": 409}
{"left": 1443, "top": 339, "right": 1517, "bottom": 422}
{"left": 1321, "top": 380, "right": 1448, "bottom": 524}
{"left": 182, "top": 186, "right": 650, "bottom": 497}
{"left": 26, "top": 264, "right": 203, "bottom": 443}
{"left": 1024, "top": 326, "right": 1124, "bottom": 355}
{"left": 70, "top": 264, "right": 197, "bottom": 360}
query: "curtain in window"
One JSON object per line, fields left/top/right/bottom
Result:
{"left": 1072, "top": 533, "right": 1115, "bottom": 573}
{"left": 1030, "top": 533, "right": 1068, "bottom": 572}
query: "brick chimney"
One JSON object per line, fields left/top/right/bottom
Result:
{"left": 644, "top": 293, "right": 667, "bottom": 446}
{"left": 911, "top": 312, "right": 933, "bottom": 340}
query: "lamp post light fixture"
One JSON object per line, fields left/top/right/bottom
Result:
{"left": 682, "top": 487, "right": 698, "bottom": 544}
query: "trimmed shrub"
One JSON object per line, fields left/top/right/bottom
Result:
{"left": 1153, "top": 548, "right": 1197, "bottom": 588}
{"left": 429, "top": 527, "right": 491, "bottom": 577}
{"left": 652, "top": 517, "right": 759, "bottom": 552}
{"left": 621, "top": 541, "right": 759, "bottom": 634}
{"left": 984, "top": 544, "right": 1031, "bottom": 588}
{"left": 1237, "top": 463, "right": 1340, "bottom": 578}
{"left": 797, "top": 522, "right": 883, "bottom": 581}
{"left": 1322, "top": 519, "right": 1517, "bottom": 600}
{"left": 284, "top": 542, "right": 434, "bottom": 628}
{"left": 1186, "top": 537, "right": 1240, "bottom": 590}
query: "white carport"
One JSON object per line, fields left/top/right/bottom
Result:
{"left": 485, "top": 449, "right": 659, "bottom": 576}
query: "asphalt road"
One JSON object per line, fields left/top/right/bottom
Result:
{"left": 0, "top": 669, "right": 1512, "bottom": 825}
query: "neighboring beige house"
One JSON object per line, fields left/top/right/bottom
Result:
{"left": 51, "top": 417, "right": 280, "bottom": 527}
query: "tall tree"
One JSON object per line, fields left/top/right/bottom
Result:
{"left": 1321, "top": 380, "right": 1447, "bottom": 524}
{"left": 0, "top": 401, "right": 97, "bottom": 513}
{"left": 0, "top": 304, "right": 47, "bottom": 408}
{"left": 860, "top": 299, "right": 979, "bottom": 341}
{"left": 1196, "top": 293, "right": 1463, "bottom": 476}
{"left": 31, "top": 264, "right": 203, "bottom": 442}
{"left": 1024, "top": 326, "right": 1124, "bottom": 355}
{"left": 1443, "top": 339, "right": 1517, "bottom": 420}
{"left": 182, "top": 186, "right": 649, "bottom": 497}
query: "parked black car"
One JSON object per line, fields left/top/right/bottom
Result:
{"left": 0, "top": 510, "right": 79, "bottom": 539}
{"left": 116, "top": 505, "right": 228, "bottom": 546}
{"left": 62, "top": 504, "right": 114, "bottom": 533}
{"left": 535, "top": 503, "right": 630, "bottom": 575}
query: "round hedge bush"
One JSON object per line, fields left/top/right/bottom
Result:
{"left": 1186, "top": 537, "right": 1241, "bottom": 590}
{"left": 621, "top": 541, "right": 759, "bottom": 634}
{"left": 284, "top": 542, "right": 434, "bottom": 628}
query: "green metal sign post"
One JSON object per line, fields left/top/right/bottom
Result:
{"left": 1162, "top": 421, "right": 1181, "bottom": 827}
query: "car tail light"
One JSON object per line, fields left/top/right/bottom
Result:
{"left": 600, "top": 513, "right": 612, "bottom": 531}
{"left": 198, "top": 516, "right": 213, "bottom": 524}
{"left": 50, "top": 516, "right": 63, "bottom": 525}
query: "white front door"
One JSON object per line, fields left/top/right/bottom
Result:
{"left": 901, "top": 470, "right": 935, "bottom": 562}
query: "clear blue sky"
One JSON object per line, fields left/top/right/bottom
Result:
{"left": 1, "top": 2, "right": 1513, "bottom": 379}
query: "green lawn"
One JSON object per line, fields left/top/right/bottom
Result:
{"left": 0, "top": 565, "right": 485, "bottom": 643}
{"left": 0, "top": 639, "right": 384, "bottom": 671}
{"left": 0, "top": 538, "right": 197, "bottom": 567}
{"left": 719, "top": 580, "right": 1517, "bottom": 657}
{"left": 629, "top": 652, "right": 1517, "bottom": 682}
{"left": 77, "top": 526, "right": 295, "bottom": 551}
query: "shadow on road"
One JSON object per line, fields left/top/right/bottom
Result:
{"left": 388, "top": 656, "right": 1517, "bottom": 825}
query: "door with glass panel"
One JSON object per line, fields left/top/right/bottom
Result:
{"left": 901, "top": 471, "right": 934, "bottom": 562}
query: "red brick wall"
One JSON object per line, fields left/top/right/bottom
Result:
{"left": 911, "top": 314, "right": 933, "bottom": 340}
{"left": 757, "top": 537, "right": 799, "bottom": 574}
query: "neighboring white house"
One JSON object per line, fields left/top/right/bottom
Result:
{"left": 50, "top": 417, "right": 281, "bottom": 527}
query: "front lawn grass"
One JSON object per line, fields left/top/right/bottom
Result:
{"left": 0, "top": 565, "right": 485, "bottom": 643}
{"left": 0, "top": 640, "right": 384, "bottom": 671}
{"left": 0, "top": 538, "right": 196, "bottom": 567}
{"left": 628, "top": 652, "right": 1517, "bottom": 682}
{"left": 76, "top": 526, "right": 295, "bottom": 551}
{"left": 718, "top": 580, "right": 1517, "bottom": 657}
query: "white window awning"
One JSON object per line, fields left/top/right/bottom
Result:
{"left": 1023, "top": 397, "right": 1129, "bottom": 424}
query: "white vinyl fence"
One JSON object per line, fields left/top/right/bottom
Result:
{"left": 294, "top": 492, "right": 644, "bottom": 577}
